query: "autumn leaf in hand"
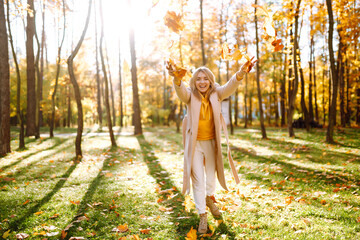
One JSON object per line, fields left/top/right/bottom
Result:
{"left": 166, "top": 58, "right": 187, "bottom": 78}
{"left": 164, "top": 11, "right": 184, "bottom": 34}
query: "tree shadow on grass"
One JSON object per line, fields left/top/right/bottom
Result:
{"left": 63, "top": 149, "right": 114, "bottom": 239}
{"left": 7, "top": 158, "right": 80, "bottom": 231}
{"left": 0, "top": 137, "right": 68, "bottom": 172}
{"left": 228, "top": 143, "right": 360, "bottom": 191}
{"left": 0, "top": 140, "right": 76, "bottom": 188}
{"left": 136, "top": 135, "right": 237, "bottom": 239}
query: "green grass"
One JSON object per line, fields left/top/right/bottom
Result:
{"left": 1, "top": 126, "right": 360, "bottom": 239}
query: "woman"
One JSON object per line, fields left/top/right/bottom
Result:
{"left": 167, "top": 57, "right": 257, "bottom": 234}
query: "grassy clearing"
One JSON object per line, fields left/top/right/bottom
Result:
{"left": 1, "top": 126, "right": 360, "bottom": 239}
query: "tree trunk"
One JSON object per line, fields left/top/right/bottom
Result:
{"left": 345, "top": 59, "right": 351, "bottom": 126}
{"left": 199, "top": 0, "right": 206, "bottom": 66}
{"left": 0, "top": 0, "right": 10, "bottom": 155}
{"left": 313, "top": 49, "right": 319, "bottom": 123}
{"left": 67, "top": 0, "right": 92, "bottom": 158}
{"left": 274, "top": 80, "right": 279, "bottom": 126}
{"left": 249, "top": 80, "right": 253, "bottom": 124}
{"left": 226, "top": 62, "right": 234, "bottom": 134}
{"left": 6, "top": 0, "right": 25, "bottom": 149}
{"left": 128, "top": 0, "right": 142, "bottom": 135}
{"left": 235, "top": 89, "right": 239, "bottom": 126}
{"left": 299, "top": 60, "right": 310, "bottom": 131}
{"left": 357, "top": 82, "right": 360, "bottom": 125}
{"left": 280, "top": 39, "right": 287, "bottom": 127}
{"left": 287, "top": 0, "right": 301, "bottom": 137}
{"left": 50, "top": 0, "right": 66, "bottom": 138}
{"left": 99, "top": 0, "right": 117, "bottom": 147}
{"left": 104, "top": 41, "right": 116, "bottom": 126}
{"left": 325, "top": 0, "right": 339, "bottom": 143}
{"left": 94, "top": 0, "right": 102, "bottom": 130}
{"left": 244, "top": 74, "right": 248, "bottom": 128}
{"left": 308, "top": 5, "right": 314, "bottom": 122}
{"left": 25, "top": 0, "right": 36, "bottom": 137}
{"left": 119, "top": 40, "right": 123, "bottom": 127}
{"left": 322, "top": 67, "right": 326, "bottom": 127}
{"left": 67, "top": 85, "right": 71, "bottom": 127}
{"left": 38, "top": 2, "right": 45, "bottom": 132}
{"left": 34, "top": 15, "right": 41, "bottom": 139}
{"left": 339, "top": 42, "right": 345, "bottom": 127}
{"left": 254, "top": 0, "right": 267, "bottom": 139}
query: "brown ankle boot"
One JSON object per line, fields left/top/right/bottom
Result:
{"left": 198, "top": 213, "right": 207, "bottom": 234}
{"left": 206, "top": 195, "right": 221, "bottom": 218}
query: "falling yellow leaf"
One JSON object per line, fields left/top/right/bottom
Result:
{"left": 34, "top": 211, "right": 44, "bottom": 215}
{"left": 164, "top": 11, "right": 184, "bottom": 34}
{"left": 184, "top": 195, "right": 195, "bottom": 212}
{"left": 221, "top": 43, "right": 250, "bottom": 62}
{"left": 185, "top": 227, "right": 197, "bottom": 240}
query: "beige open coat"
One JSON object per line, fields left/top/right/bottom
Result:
{"left": 174, "top": 73, "right": 241, "bottom": 195}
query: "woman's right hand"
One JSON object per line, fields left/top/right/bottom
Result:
{"left": 166, "top": 61, "right": 182, "bottom": 85}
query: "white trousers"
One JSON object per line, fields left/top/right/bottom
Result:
{"left": 191, "top": 139, "right": 216, "bottom": 214}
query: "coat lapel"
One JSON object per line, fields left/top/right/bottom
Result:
{"left": 190, "top": 94, "right": 201, "bottom": 161}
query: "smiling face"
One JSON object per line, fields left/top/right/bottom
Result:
{"left": 195, "top": 71, "right": 211, "bottom": 94}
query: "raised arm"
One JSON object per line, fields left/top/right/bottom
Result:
{"left": 173, "top": 80, "right": 191, "bottom": 104}
{"left": 216, "top": 56, "right": 257, "bottom": 101}
{"left": 166, "top": 61, "right": 191, "bottom": 104}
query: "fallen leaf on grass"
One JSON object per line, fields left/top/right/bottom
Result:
{"left": 61, "top": 230, "right": 67, "bottom": 239}
{"left": 69, "top": 237, "right": 85, "bottom": 240}
{"left": 2, "top": 230, "right": 11, "bottom": 239}
{"left": 140, "top": 228, "right": 151, "bottom": 234}
{"left": 215, "top": 219, "right": 223, "bottom": 227}
{"left": 49, "top": 213, "right": 59, "bottom": 219}
{"left": 22, "top": 200, "right": 29, "bottom": 205}
{"left": 33, "top": 231, "right": 46, "bottom": 236}
{"left": 70, "top": 200, "right": 80, "bottom": 205}
{"left": 15, "top": 233, "right": 29, "bottom": 239}
{"left": 34, "top": 211, "right": 44, "bottom": 215}
{"left": 112, "top": 224, "right": 129, "bottom": 233}
{"left": 185, "top": 227, "right": 197, "bottom": 240}
{"left": 285, "top": 196, "right": 294, "bottom": 205}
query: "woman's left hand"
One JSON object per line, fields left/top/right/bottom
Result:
{"left": 240, "top": 56, "right": 258, "bottom": 73}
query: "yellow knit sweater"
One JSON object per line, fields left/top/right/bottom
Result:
{"left": 197, "top": 95, "right": 215, "bottom": 140}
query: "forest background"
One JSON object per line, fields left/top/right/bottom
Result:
{"left": 0, "top": 0, "right": 359, "bottom": 157}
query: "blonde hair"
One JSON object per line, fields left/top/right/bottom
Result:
{"left": 189, "top": 67, "right": 216, "bottom": 100}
